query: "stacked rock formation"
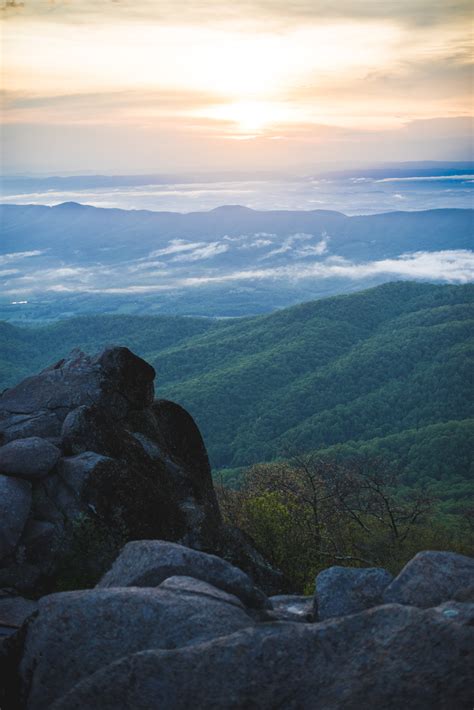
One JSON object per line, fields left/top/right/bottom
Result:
{"left": 0, "top": 347, "right": 277, "bottom": 596}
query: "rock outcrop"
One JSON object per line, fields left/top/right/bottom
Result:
{"left": 1, "top": 546, "right": 472, "bottom": 709}
{"left": 0, "top": 347, "right": 250, "bottom": 595}
{"left": 49, "top": 604, "right": 473, "bottom": 710}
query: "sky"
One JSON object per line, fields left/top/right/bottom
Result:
{"left": 1, "top": 0, "right": 473, "bottom": 173}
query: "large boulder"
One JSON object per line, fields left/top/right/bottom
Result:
{"left": 0, "top": 347, "right": 154, "bottom": 427}
{"left": 315, "top": 566, "right": 393, "bottom": 620}
{"left": 0, "top": 411, "right": 63, "bottom": 445}
{"left": 0, "top": 347, "right": 263, "bottom": 594}
{"left": 384, "top": 551, "right": 474, "bottom": 608}
{"left": 150, "top": 400, "right": 222, "bottom": 542}
{"left": 0, "top": 437, "right": 60, "bottom": 480}
{"left": 49, "top": 603, "right": 474, "bottom": 710}
{"left": 0, "top": 475, "right": 32, "bottom": 561}
{"left": 16, "top": 585, "right": 255, "bottom": 709}
{"left": 97, "top": 540, "right": 269, "bottom": 609}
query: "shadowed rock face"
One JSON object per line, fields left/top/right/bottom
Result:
{"left": 0, "top": 347, "right": 224, "bottom": 594}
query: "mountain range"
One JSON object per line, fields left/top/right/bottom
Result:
{"left": 1, "top": 204, "right": 472, "bottom": 321}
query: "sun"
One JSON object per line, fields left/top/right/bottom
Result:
{"left": 202, "top": 100, "right": 294, "bottom": 135}
{"left": 224, "top": 101, "right": 274, "bottom": 133}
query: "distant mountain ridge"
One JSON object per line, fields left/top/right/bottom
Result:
{"left": 2, "top": 204, "right": 472, "bottom": 263}
{"left": 1, "top": 204, "right": 472, "bottom": 321}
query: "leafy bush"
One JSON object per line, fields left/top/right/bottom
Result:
{"left": 217, "top": 455, "right": 474, "bottom": 593}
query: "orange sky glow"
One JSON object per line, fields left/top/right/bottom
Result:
{"left": 1, "top": 0, "right": 472, "bottom": 171}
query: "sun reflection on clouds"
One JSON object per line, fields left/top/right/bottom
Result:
{"left": 1, "top": 1, "right": 472, "bottom": 171}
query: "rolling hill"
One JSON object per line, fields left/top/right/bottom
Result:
{"left": 1, "top": 282, "right": 472, "bottom": 486}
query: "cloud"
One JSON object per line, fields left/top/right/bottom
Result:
{"left": 0, "top": 250, "right": 44, "bottom": 265}
{"left": 170, "top": 242, "right": 229, "bottom": 262}
{"left": 128, "top": 260, "right": 166, "bottom": 273}
{"left": 297, "top": 233, "right": 330, "bottom": 257}
{"left": 324, "top": 250, "right": 474, "bottom": 282}
{"left": 144, "top": 239, "right": 230, "bottom": 263}
{"left": 179, "top": 249, "right": 474, "bottom": 287}
{"left": 1, "top": 88, "right": 222, "bottom": 125}
{"left": 0, "top": 1, "right": 24, "bottom": 13}
{"left": 265, "top": 232, "right": 312, "bottom": 256}
{"left": 245, "top": 239, "right": 274, "bottom": 248}
{"left": 264, "top": 232, "right": 327, "bottom": 258}
{"left": 1, "top": 0, "right": 471, "bottom": 27}
{"left": 2, "top": 0, "right": 471, "bottom": 173}
{"left": 148, "top": 240, "right": 206, "bottom": 258}
{"left": 5, "top": 247, "right": 471, "bottom": 297}
{"left": 377, "top": 174, "right": 474, "bottom": 183}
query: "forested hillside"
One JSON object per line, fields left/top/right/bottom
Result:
{"left": 1, "top": 282, "right": 472, "bottom": 485}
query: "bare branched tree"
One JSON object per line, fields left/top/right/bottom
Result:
{"left": 216, "top": 454, "right": 435, "bottom": 589}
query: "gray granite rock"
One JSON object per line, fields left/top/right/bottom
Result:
{"left": 0, "top": 347, "right": 154, "bottom": 424}
{"left": 0, "top": 593, "right": 38, "bottom": 642}
{"left": 0, "top": 437, "right": 60, "bottom": 480}
{"left": 18, "top": 585, "right": 255, "bottom": 709}
{"left": 384, "top": 550, "right": 474, "bottom": 608}
{"left": 0, "top": 411, "right": 62, "bottom": 445}
{"left": 97, "top": 540, "right": 269, "bottom": 609}
{"left": 60, "top": 405, "right": 143, "bottom": 458}
{"left": 50, "top": 603, "right": 474, "bottom": 710}
{"left": 315, "top": 566, "right": 393, "bottom": 619}
{"left": 0, "top": 347, "right": 279, "bottom": 597}
{"left": 158, "top": 575, "right": 245, "bottom": 609}
{"left": 0, "top": 475, "right": 32, "bottom": 561}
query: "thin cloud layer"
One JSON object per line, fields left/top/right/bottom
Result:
{"left": 180, "top": 250, "right": 474, "bottom": 288}
{"left": 2, "top": 0, "right": 471, "bottom": 172}
{"left": 0, "top": 250, "right": 44, "bottom": 265}
{"left": 2, "top": 248, "right": 473, "bottom": 296}
{"left": 1, "top": 1, "right": 471, "bottom": 27}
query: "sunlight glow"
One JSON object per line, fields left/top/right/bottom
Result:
{"left": 200, "top": 101, "right": 299, "bottom": 134}
{"left": 1, "top": 4, "right": 471, "bottom": 170}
